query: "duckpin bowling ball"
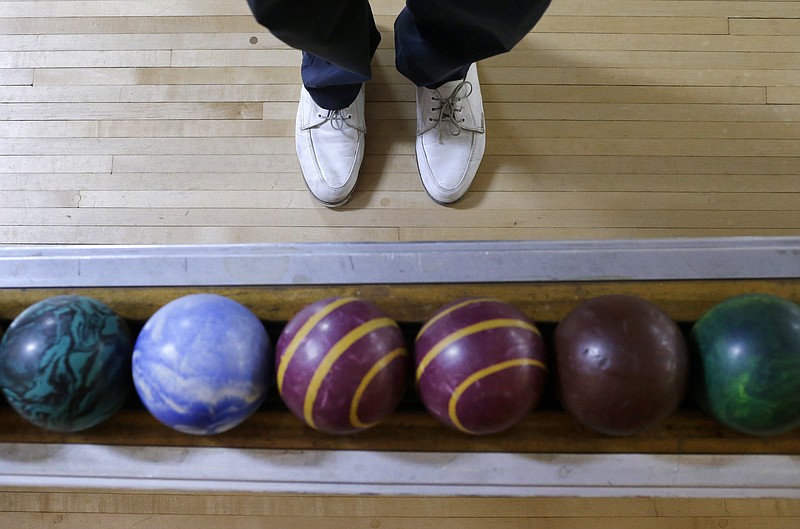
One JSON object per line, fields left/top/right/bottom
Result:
{"left": 276, "top": 297, "right": 408, "bottom": 435}
{"left": 555, "top": 295, "right": 689, "bottom": 436}
{"left": 691, "top": 294, "right": 800, "bottom": 436}
{"left": 0, "top": 295, "right": 132, "bottom": 432}
{"left": 415, "top": 298, "right": 547, "bottom": 435}
{"left": 132, "top": 294, "right": 272, "bottom": 435}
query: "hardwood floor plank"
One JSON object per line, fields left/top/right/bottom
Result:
{"left": 0, "top": 226, "right": 400, "bottom": 244}
{"left": 0, "top": 208, "right": 796, "bottom": 231}
{"left": 0, "top": 50, "right": 171, "bottom": 68}
{"left": 729, "top": 17, "right": 800, "bottom": 36}
{"left": 0, "top": 155, "right": 112, "bottom": 174}
{"left": 0, "top": 68, "right": 33, "bottom": 86}
{"left": 535, "top": 16, "right": 731, "bottom": 35}
{"left": 1, "top": 493, "right": 797, "bottom": 519}
{"left": 0, "top": 16, "right": 263, "bottom": 35}
{"left": 1, "top": 512, "right": 799, "bottom": 529}
{"left": 0, "top": 102, "right": 263, "bottom": 121}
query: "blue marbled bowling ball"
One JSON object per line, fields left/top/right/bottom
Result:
{"left": 0, "top": 295, "right": 133, "bottom": 432}
{"left": 132, "top": 293, "right": 272, "bottom": 435}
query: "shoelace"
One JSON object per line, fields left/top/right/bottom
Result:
{"left": 429, "top": 80, "right": 473, "bottom": 142}
{"left": 317, "top": 109, "right": 352, "bottom": 130}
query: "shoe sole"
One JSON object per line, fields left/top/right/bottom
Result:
{"left": 303, "top": 181, "right": 355, "bottom": 208}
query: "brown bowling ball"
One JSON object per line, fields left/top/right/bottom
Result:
{"left": 554, "top": 295, "right": 689, "bottom": 436}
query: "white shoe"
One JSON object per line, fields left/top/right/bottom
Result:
{"left": 296, "top": 85, "right": 366, "bottom": 207}
{"left": 415, "top": 64, "right": 486, "bottom": 205}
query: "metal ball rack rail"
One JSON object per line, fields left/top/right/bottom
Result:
{"left": 0, "top": 237, "right": 799, "bottom": 497}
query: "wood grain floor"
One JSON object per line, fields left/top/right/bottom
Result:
{"left": 0, "top": 494, "right": 797, "bottom": 529}
{"left": 2, "top": 494, "right": 800, "bottom": 529}
{"left": 1, "top": 0, "right": 799, "bottom": 244}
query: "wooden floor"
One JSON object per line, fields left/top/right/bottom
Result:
{"left": 2, "top": 494, "right": 799, "bottom": 529}
{"left": 1, "top": 0, "right": 799, "bottom": 244}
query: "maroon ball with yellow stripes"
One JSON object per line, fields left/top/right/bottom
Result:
{"left": 415, "top": 298, "right": 547, "bottom": 435}
{"left": 276, "top": 297, "right": 408, "bottom": 435}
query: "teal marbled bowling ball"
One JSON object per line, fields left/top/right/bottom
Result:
{"left": 0, "top": 295, "right": 133, "bottom": 432}
{"left": 691, "top": 293, "right": 800, "bottom": 436}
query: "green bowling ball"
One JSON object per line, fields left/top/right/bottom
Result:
{"left": 691, "top": 294, "right": 800, "bottom": 436}
{"left": 0, "top": 295, "right": 133, "bottom": 432}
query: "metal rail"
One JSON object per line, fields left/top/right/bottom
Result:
{"left": 0, "top": 237, "right": 798, "bottom": 287}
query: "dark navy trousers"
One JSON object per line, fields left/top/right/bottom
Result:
{"left": 247, "top": 0, "right": 552, "bottom": 109}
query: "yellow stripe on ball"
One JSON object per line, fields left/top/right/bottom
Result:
{"left": 415, "top": 298, "right": 496, "bottom": 339}
{"left": 303, "top": 317, "right": 399, "bottom": 430}
{"left": 349, "top": 347, "right": 407, "bottom": 429}
{"left": 416, "top": 319, "right": 541, "bottom": 381}
{"left": 276, "top": 297, "right": 358, "bottom": 395}
{"left": 447, "top": 358, "right": 547, "bottom": 434}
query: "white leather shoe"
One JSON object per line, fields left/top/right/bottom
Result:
{"left": 415, "top": 64, "right": 485, "bottom": 205}
{"left": 296, "top": 85, "right": 366, "bottom": 207}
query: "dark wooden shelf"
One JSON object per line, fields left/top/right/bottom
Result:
{"left": 1, "top": 278, "right": 800, "bottom": 323}
{"left": 1, "top": 407, "right": 798, "bottom": 455}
